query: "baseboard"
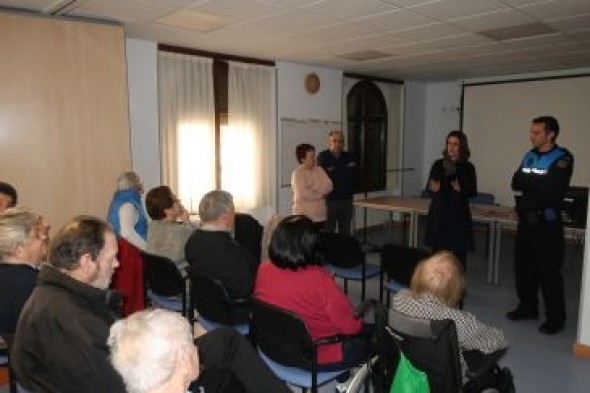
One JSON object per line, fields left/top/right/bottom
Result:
{"left": 573, "top": 342, "right": 590, "bottom": 358}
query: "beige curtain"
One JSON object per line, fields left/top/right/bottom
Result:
{"left": 158, "top": 52, "right": 215, "bottom": 213}
{"left": 226, "top": 62, "right": 277, "bottom": 222}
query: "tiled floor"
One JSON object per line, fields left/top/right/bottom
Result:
{"left": 309, "top": 225, "right": 590, "bottom": 393}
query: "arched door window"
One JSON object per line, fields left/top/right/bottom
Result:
{"left": 347, "top": 81, "right": 387, "bottom": 193}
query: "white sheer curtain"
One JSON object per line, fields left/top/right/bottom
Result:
{"left": 158, "top": 52, "right": 215, "bottom": 213}
{"left": 226, "top": 62, "right": 277, "bottom": 222}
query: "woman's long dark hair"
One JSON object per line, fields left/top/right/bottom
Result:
{"left": 443, "top": 130, "right": 470, "bottom": 161}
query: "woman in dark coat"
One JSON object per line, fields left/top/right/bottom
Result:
{"left": 425, "top": 130, "right": 477, "bottom": 270}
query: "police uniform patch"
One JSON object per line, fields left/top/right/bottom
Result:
{"left": 556, "top": 159, "right": 569, "bottom": 168}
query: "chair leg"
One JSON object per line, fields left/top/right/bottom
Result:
{"left": 344, "top": 279, "right": 348, "bottom": 294}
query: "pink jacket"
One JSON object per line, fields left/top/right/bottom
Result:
{"left": 291, "top": 165, "right": 332, "bottom": 222}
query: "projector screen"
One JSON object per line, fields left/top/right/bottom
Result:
{"left": 462, "top": 75, "right": 590, "bottom": 207}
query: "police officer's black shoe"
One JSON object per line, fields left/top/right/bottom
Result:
{"left": 539, "top": 321, "right": 564, "bottom": 335}
{"left": 506, "top": 308, "right": 539, "bottom": 321}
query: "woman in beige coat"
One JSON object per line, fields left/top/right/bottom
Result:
{"left": 291, "top": 143, "right": 332, "bottom": 229}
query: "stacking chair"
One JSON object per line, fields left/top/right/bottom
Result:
{"left": 189, "top": 271, "right": 250, "bottom": 336}
{"left": 320, "top": 232, "right": 381, "bottom": 301}
{"left": 140, "top": 251, "right": 189, "bottom": 317}
{"left": 250, "top": 298, "right": 354, "bottom": 393}
{"left": 380, "top": 244, "right": 430, "bottom": 305}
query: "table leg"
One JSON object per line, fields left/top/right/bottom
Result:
{"left": 486, "top": 221, "right": 496, "bottom": 285}
{"left": 493, "top": 222, "right": 502, "bottom": 285}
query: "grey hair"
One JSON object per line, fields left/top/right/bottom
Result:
{"left": 116, "top": 171, "right": 142, "bottom": 191}
{"left": 198, "top": 190, "right": 234, "bottom": 223}
{"left": 0, "top": 207, "right": 40, "bottom": 260}
{"left": 108, "top": 309, "right": 196, "bottom": 393}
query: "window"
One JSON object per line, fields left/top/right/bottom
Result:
{"left": 347, "top": 81, "right": 388, "bottom": 193}
{"left": 158, "top": 49, "right": 276, "bottom": 220}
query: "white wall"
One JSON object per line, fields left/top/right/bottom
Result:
{"left": 402, "top": 81, "right": 427, "bottom": 197}
{"left": 276, "top": 62, "right": 343, "bottom": 215}
{"left": 423, "top": 82, "right": 462, "bottom": 185}
{"left": 126, "top": 38, "right": 160, "bottom": 192}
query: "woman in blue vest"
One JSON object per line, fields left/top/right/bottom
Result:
{"left": 107, "top": 171, "right": 148, "bottom": 250}
{"left": 425, "top": 130, "right": 477, "bottom": 272}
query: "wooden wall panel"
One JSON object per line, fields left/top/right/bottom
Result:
{"left": 0, "top": 12, "right": 130, "bottom": 229}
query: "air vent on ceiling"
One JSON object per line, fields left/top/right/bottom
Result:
{"left": 335, "top": 50, "right": 392, "bottom": 61}
{"left": 478, "top": 22, "right": 556, "bottom": 41}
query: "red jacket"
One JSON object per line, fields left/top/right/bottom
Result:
{"left": 255, "top": 261, "right": 362, "bottom": 364}
{"left": 110, "top": 237, "right": 145, "bottom": 316}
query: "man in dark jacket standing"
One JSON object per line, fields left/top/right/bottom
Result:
{"left": 317, "top": 130, "right": 357, "bottom": 235}
{"left": 506, "top": 116, "right": 574, "bottom": 335}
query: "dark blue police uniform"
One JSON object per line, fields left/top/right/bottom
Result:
{"left": 510, "top": 145, "right": 574, "bottom": 333}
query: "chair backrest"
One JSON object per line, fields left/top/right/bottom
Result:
{"left": 250, "top": 298, "right": 314, "bottom": 369}
{"left": 140, "top": 252, "right": 185, "bottom": 297}
{"left": 319, "top": 232, "right": 364, "bottom": 268}
{"left": 234, "top": 213, "right": 264, "bottom": 261}
{"left": 470, "top": 192, "right": 495, "bottom": 205}
{"left": 387, "top": 309, "right": 462, "bottom": 393}
{"left": 381, "top": 245, "right": 430, "bottom": 286}
{"left": 190, "top": 272, "right": 249, "bottom": 324}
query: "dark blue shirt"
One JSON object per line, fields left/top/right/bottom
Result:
{"left": 317, "top": 149, "right": 357, "bottom": 201}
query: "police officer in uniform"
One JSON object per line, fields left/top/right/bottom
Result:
{"left": 506, "top": 116, "right": 574, "bottom": 335}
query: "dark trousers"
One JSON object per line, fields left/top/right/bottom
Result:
{"left": 325, "top": 200, "right": 354, "bottom": 235}
{"left": 192, "top": 328, "right": 291, "bottom": 393}
{"left": 514, "top": 221, "right": 565, "bottom": 324}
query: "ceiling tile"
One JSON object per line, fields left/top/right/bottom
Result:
{"left": 498, "top": 0, "right": 554, "bottom": 6}
{"left": 156, "top": 9, "right": 231, "bottom": 32}
{"left": 353, "top": 8, "right": 435, "bottom": 32}
{"left": 568, "top": 28, "right": 590, "bottom": 43}
{"left": 70, "top": 0, "right": 175, "bottom": 22}
{"left": 390, "top": 22, "right": 466, "bottom": 41}
{"left": 257, "top": 0, "right": 319, "bottom": 8}
{"left": 381, "top": 0, "right": 444, "bottom": 7}
{"left": 188, "top": 0, "right": 281, "bottom": 22}
{"left": 502, "top": 32, "right": 575, "bottom": 48}
{"left": 279, "top": 22, "right": 373, "bottom": 47}
{"left": 545, "top": 13, "right": 590, "bottom": 32}
{"left": 518, "top": 0, "right": 590, "bottom": 20}
{"left": 313, "top": 33, "right": 411, "bottom": 54}
{"left": 300, "top": 0, "right": 398, "bottom": 21}
{"left": 449, "top": 8, "right": 535, "bottom": 32}
{"left": 409, "top": 0, "right": 508, "bottom": 22}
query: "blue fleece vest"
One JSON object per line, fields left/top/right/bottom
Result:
{"left": 107, "top": 189, "right": 148, "bottom": 240}
{"left": 520, "top": 146, "right": 565, "bottom": 175}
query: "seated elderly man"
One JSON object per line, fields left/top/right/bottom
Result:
{"left": 108, "top": 309, "right": 200, "bottom": 393}
{"left": 185, "top": 190, "right": 258, "bottom": 300}
{"left": 390, "top": 251, "right": 508, "bottom": 380}
{"left": 0, "top": 181, "right": 18, "bottom": 213}
{"left": 0, "top": 208, "right": 49, "bottom": 337}
{"left": 145, "top": 185, "right": 195, "bottom": 277}
{"left": 12, "top": 215, "right": 290, "bottom": 393}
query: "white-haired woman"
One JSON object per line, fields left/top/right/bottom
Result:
{"left": 107, "top": 171, "right": 148, "bottom": 250}
{"left": 108, "top": 309, "right": 200, "bottom": 393}
{"left": 0, "top": 207, "right": 49, "bottom": 337}
{"left": 390, "top": 251, "right": 508, "bottom": 379}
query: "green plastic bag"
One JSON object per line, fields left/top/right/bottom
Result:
{"left": 389, "top": 351, "right": 430, "bottom": 393}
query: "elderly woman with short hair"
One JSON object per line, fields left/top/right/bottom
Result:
{"left": 145, "top": 186, "right": 195, "bottom": 276}
{"left": 0, "top": 207, "right": 49, "bottom": 335}
{"left": 107, "top": 171, "right": 148, "bottom": 250}
{"left": 108, "top": 309, "right": 200, "bottom": 393}
{"left": 390, "top": 251, "right": 508, "bottom": 378}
